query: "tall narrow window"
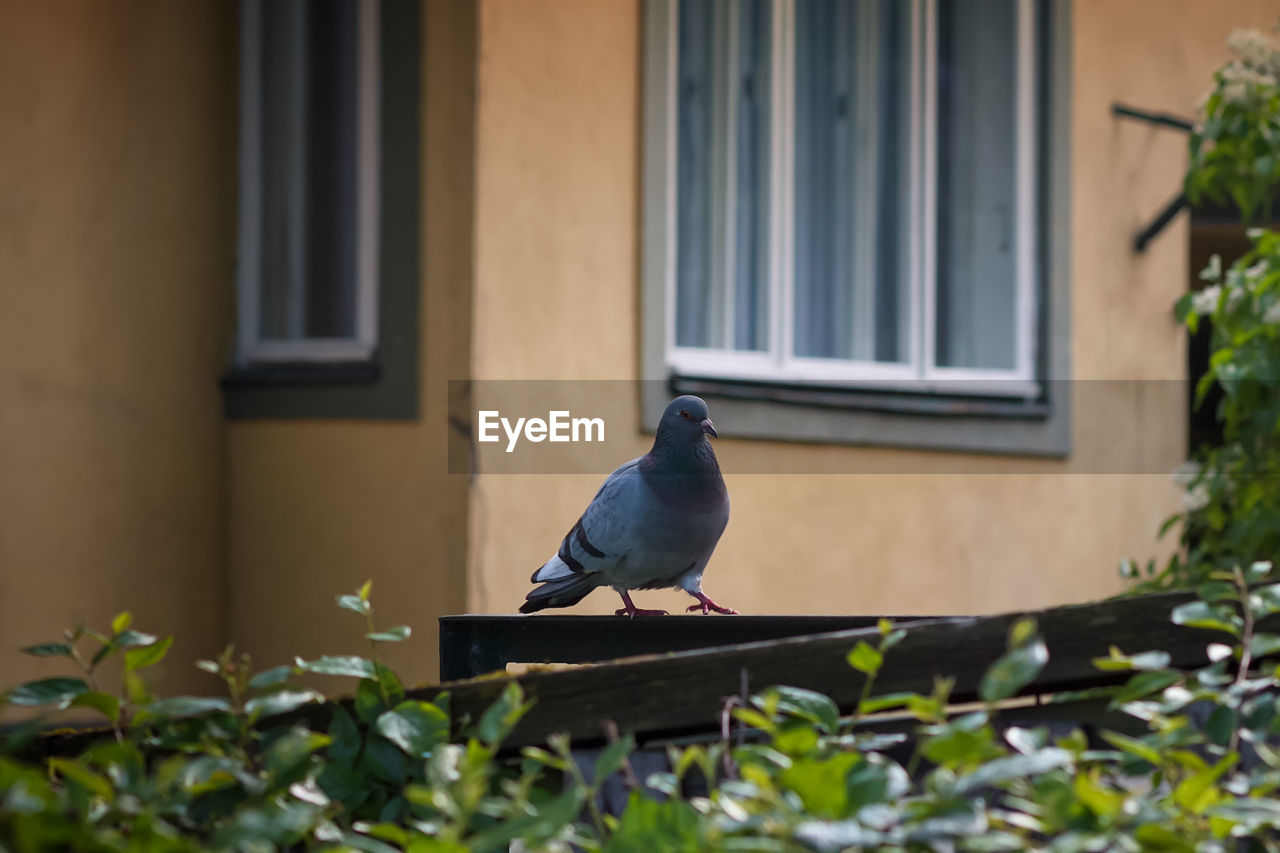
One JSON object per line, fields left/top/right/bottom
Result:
{"left": 237, "top": 0, "right": 380, "bottom": 364}
{"left": 675, "top": 0, "right": 772, "bottom": 353}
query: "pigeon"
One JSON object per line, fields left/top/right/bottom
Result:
{"left": 520, "top": 395, "right": 736, "bottom": 617}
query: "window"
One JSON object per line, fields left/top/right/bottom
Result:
{"left": 641, "top": 0, "right": 1070, "bottom": 455}
{"left": 237, "top": 0, "right": 379, "bottom": 364}
{"left": 652, "top": 0, "right": 1042, "bottom": 398}
{"left": 227, "top": 0, "right": 420, "bottom": 419}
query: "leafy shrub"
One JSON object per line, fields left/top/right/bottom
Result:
{"left": 1130, "top": 26, "right": 1280, "bottom": 590}
{"left": 1185, "top": 27, "right": 1280, "bottom": 223}
{"left": 1130, "top": 231, "right": 1280, "bottom": 590}
{"left": 6, "top": 573, "right": 1280, "bottom": 850}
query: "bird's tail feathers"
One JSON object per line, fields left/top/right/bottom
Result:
{"left": 530, "top": 554, "right": 576, "bottom": 584}
{"left": 519, "top": 573, "right": 598, "bottom": 614}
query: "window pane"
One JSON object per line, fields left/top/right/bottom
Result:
{"left": 258, "top": 0, "right": 360, "bottom": 341}
{"left": 935, "top": 0, "right": 1018, "bottom": 370}
{"left": 675, "top": 0, "right": 770, "bottom": 351}
{"left": 793, "top": 0, "right": 910, "bottom": 363}
{"left": 733, "top": 0, "right": 770, "bottom": 351}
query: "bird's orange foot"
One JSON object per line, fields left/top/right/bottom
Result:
{"left": 686, "top": 593, "right": 739, "bottom": 615}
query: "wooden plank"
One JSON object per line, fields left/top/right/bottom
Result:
{"left": 438, "top": 614, "right": 933, "bottom": 680}
{"left": 422, "top": 589, "right": 1242, "bottom": 748}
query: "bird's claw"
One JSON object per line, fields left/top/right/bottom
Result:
{"left": 614, "top": 607, "right": 669, "bottom": 618}
{"left": 686, "top": 594, "right": 739, "bottom": 615}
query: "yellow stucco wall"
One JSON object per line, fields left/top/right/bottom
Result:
{"left": 466, "top": 0, "right": 1280, "bottom": 619}
{"left": 0, "top": 1, "right": 234, "bottom": 693}
{"left": 225, "top": 0, "right": 475, "bottom": 685}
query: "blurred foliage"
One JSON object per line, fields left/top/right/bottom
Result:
{"left": 8, "top": 574, "right": 1280, "bottom": 850}
{"left": 1185, "top": 27, "right": 1280, "bottom": 223}
{"left": 1128, "top": 26, "right": 1280, "bottom": 590}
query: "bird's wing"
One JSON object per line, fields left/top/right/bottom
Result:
{"left": 530, "top": 457, "right": 645, "bottom": 583}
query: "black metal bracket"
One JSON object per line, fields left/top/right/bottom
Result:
{"left": 1111, "top": 102, "right": 1195, "bottom": 253}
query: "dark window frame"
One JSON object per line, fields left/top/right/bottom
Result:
{"left": 223, "top": 0, "right": 419, "bottom": 420}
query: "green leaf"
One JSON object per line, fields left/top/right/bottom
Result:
{"left": 359, "top": 735, "right": 407, "bottom": 787}
{"left": 141, "top": 695, "right": 232, "bottom": 719}
{"left": 358, "top": 580, "right": 373, "bottom": 602}
{"left": 1099, "top": 730, "right": 1162, "bottom": 766}
{"left": 7, "top": 677, "right": 88, "bottom": 707}
{"left": 327, "top": 706, "right": 363, "bottom": 764}
{"left": 1250, "top": 584, "right": 1280, "bottom": 617}
{"left": 470, "top": 788, "right": 586, "bottom": 851}
{"left": 1091, "top": 646, "right": 1172, "bottom": 672}
{"left": 264, "top": 727, "right": 332, "bottom": 779}
{"left": 1205, "top": 705, "right": 1236, "bottom": 747}
{"left": 1246, "top": 561, "right": 1273, "bottom": 582}
{"left": 1195, "top": 581, "right": 1237, "bottom": 602}
{"left": 1171, "top": 600, "right": 1241, "bottom": 635}
{"left": 1009, "top": 617, "right": 1038, "bottom": 649}
{"left": 858, "top": 692, "right": 916, "bottom": 714}
{"left": 366, "top": 625, "right": 411, "bottom": 643}
{"left": 111, "top": 612, "right": 132, "bottom": 634}
{"left": 295, "top": 655, "right": 376, "bottom": 678}
{"left": 249, "top": 665, "right": 296, "bottom": 689}
{"left": 124, "top": 635, "right": 172, "bottom": 671}
{"left": 1173, "top": 754, "right": 1237, "bottom": 814}
{"left": 355, "top": 679, "right": 387, "bottom": 724}
{"left": 846, "top": 641, "right": 883, "bottom": 676}
{"left": 49, "top": 757, "right": 113, "bottom": 799}
{"left": 337, "top": 594, "right": 369, "bottom": 615}
{"left": 1250, "top": 632, "right": 1280, "bottom": 658}
{"left": 195, "top": 659, "right": 220, "bottom": 674}
{"left": 979, "top": 639, "right": 1048, "bottom": 702}
{"left": 475, "top": 682, "right": 530, "bottom": 746}
{"left": 246, "top": 689, "right": 324, "bottom": 720}
{"left": 594, "top": 732, "right": 635, "bottom": 782}
{"left": 772, "top": 686, "right": 840, "bottom": 733}
{"left": 950, "top": 748, "right": 1073, "bottom": 795}
{"left": 374, "top": 663, "right": 405, "bottom": 705}
{"left": 114, "top": 629, "right": 157, "bottom": 649}
{"left": 68, "top": 690, "right": 121, "bottom": 724}
{"left": 375, "top": 701, "right": 450, "bottom": 757}
{"left": 1110, "top": 670, "right": 1182, "bottom": 706}
{"left": 339, "top": 831, "right": 401, "bottom": 853}
{"left": 20, "top": 642, "right": 72, "bottom": 657}
{"left": 922, "top": 723, "right": 1001, "bottom": 768}
{"left": 779, "top": 752, "right": 863, "bottom": 818}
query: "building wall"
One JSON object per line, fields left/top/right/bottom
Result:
{"left": 466, "top": 0, "right": 1278, "bottom": 619}
{"left": 0, "top": 1, "right": 235, "bottom": 693}
{"left": 225, "top": 0, "right": 475, "bottom": 684}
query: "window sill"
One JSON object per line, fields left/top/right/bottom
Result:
{"left": 221, "top": 361, "right": 382, "bottom": 389}
{"left": 671, "top": 375, "right": 1052, "bottom": 421}
{"left": 221, "top": 358, "right": 417, "bottom": 421}
{"left": 646, "top": 374, "right": 1071, "bottom": 459}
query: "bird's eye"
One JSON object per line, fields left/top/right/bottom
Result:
{"left": 679, "top": 410, "right": 690, "bottom": 418}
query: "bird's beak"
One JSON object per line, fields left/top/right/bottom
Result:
{"left": 700, "top": 418, "right": 717, "bottom": 438}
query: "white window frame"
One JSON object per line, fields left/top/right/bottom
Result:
{"left": 654, "top": 0, "right": 1039, "bottom": 398}
{"left": 235, "top": 0, "right": 381, "bottom": 365}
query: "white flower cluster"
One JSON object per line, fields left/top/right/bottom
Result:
{"left": 1191, "top": 285, "right": 1221, "bottom": 315}
{"left": 1227, "top": 28, "right": 1280, "bottom": 74}
{"left": 1173, "top": 461, "right": 1212, "bottom": 511}
{"left": 1192, "top": 254, "right": 1276, "bottom": 317}
{"left": 1217, "top": 30, "right": 1280, "bottom": 105}
{"left": 1171, "top": 460, "right": 1201, "bottom": 488}
{"left": 1183, "top": 483, "right": 1211, "bottom": 512}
